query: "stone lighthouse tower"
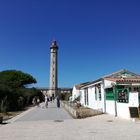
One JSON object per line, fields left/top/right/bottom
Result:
{"left": 49, "top": 40, "right": 58, "bottom": 97}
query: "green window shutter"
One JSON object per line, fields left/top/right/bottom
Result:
{"left": 106, "top": 88, "right": 114, "bottom": 100}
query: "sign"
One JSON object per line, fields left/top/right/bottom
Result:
{"left": 117, "top": 89, "right": 128, "bottom": 103}
{"left": 129, "top": 107, "right": 139, "bottom": 118}
{"left": 129, "top": 92, "right": 139, "bottom": 107}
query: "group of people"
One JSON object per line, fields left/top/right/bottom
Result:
{"left": 45, "top": 95, "right": 60, "bottom": 108}
{"left": 32, "top": 95, "right": 60, "bottom": 108}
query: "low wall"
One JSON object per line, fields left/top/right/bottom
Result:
{"left": 61, "top": 101, "right": 77, "bottom": 118}
{"left": 61, "top": 101, "right": 103, "bottom": 119}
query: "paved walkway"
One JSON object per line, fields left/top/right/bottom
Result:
{"left": 1, "top": 101, "right": 140, "bottom": 140}
{"left": 14, "top": 101, "right": 72, "bottom": 122}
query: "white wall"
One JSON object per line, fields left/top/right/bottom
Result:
{"left": 80, "top": 83, "right": 105, "bottom": 112}
{"left": 106, "top": 100, "right": 116, "bottom": 116}
{"left": 101, "top": 84, "right": 105, "bottom": 112}
{"left": 80, "top": 89, "right": 85, "bottom": 105}
{"left": 104, "top": 80, "right": 115, "bottom": 88}
{"left": 88, "top": 87, "right": 95, "bottom": 108}
{"left": 72, "top": 86, "right": 80, "bottom": 101}
{"left": 117, "top": 103, "right": 130, "bottom": 119}
{"left": 105, "top": 100, "right": 131, "bottom": 119}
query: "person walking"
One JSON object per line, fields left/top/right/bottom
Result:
{"left": 45, "top": 96, "right": 48, "bottom": 108}
{"left": 56, "top": 96, "right": 60, "bottom": 108}
{"left": 36, "top": 97, "right": 40, "bottom": 107}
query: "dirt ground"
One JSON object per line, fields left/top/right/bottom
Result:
{"left": 0, "top": 106, "right": 33, "bottom": 121}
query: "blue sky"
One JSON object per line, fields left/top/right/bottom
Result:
{"left": 0, "top": 0, "right": 140, "bottom": 88}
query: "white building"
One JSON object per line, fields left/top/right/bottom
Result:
{"left": 73, "top": 69, "right": 140, "bottom": 119}
{"left": 72, "top": 82, "right": 90, "bottom": 101}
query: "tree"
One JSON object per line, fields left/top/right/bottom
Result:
{"left": 0, "top": 70, "right": 37, "bottom": 111}
{"left": 0, "top": 84, "right": 11, "bottom": 112}
{"left": 0, "top": 70, "right": 37, "bottom": 88}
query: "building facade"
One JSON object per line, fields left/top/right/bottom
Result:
{"left": 72, "top": 82, "right": 90, "bottom": 101}
{"left": 72, "top": 69, "right": 140, "bottom": 119}
{"left": 39, "top": 88, "right": 72, "bottom": 97}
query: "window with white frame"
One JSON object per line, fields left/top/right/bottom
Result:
{"left": 95, "top": 86, "right": 97, "bottom": 100}
{"left": 98, "top": 84, "right": 101, "bottom": 101}
{"left": 84, "top": 88, "right": 88, "bottom": 105}
{"left": 95, "top": 84, "right": 101, "bottom": 101}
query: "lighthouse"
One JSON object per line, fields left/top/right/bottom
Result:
{"left": 49, "top": 40, "right": 58, "bottom": 97}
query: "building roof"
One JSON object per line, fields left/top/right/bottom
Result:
{"left": 77, "top": 69, "right": 140, "bottom": 89}
{"left": 103, "top": 69, "right": 140, "bottom": 84}
{"left": 75, "top": 82, "right": 91, "bottom": 89}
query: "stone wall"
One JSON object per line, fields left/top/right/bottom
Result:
{"left": 61, "top": 101, "right": 103, "bottom": 119}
